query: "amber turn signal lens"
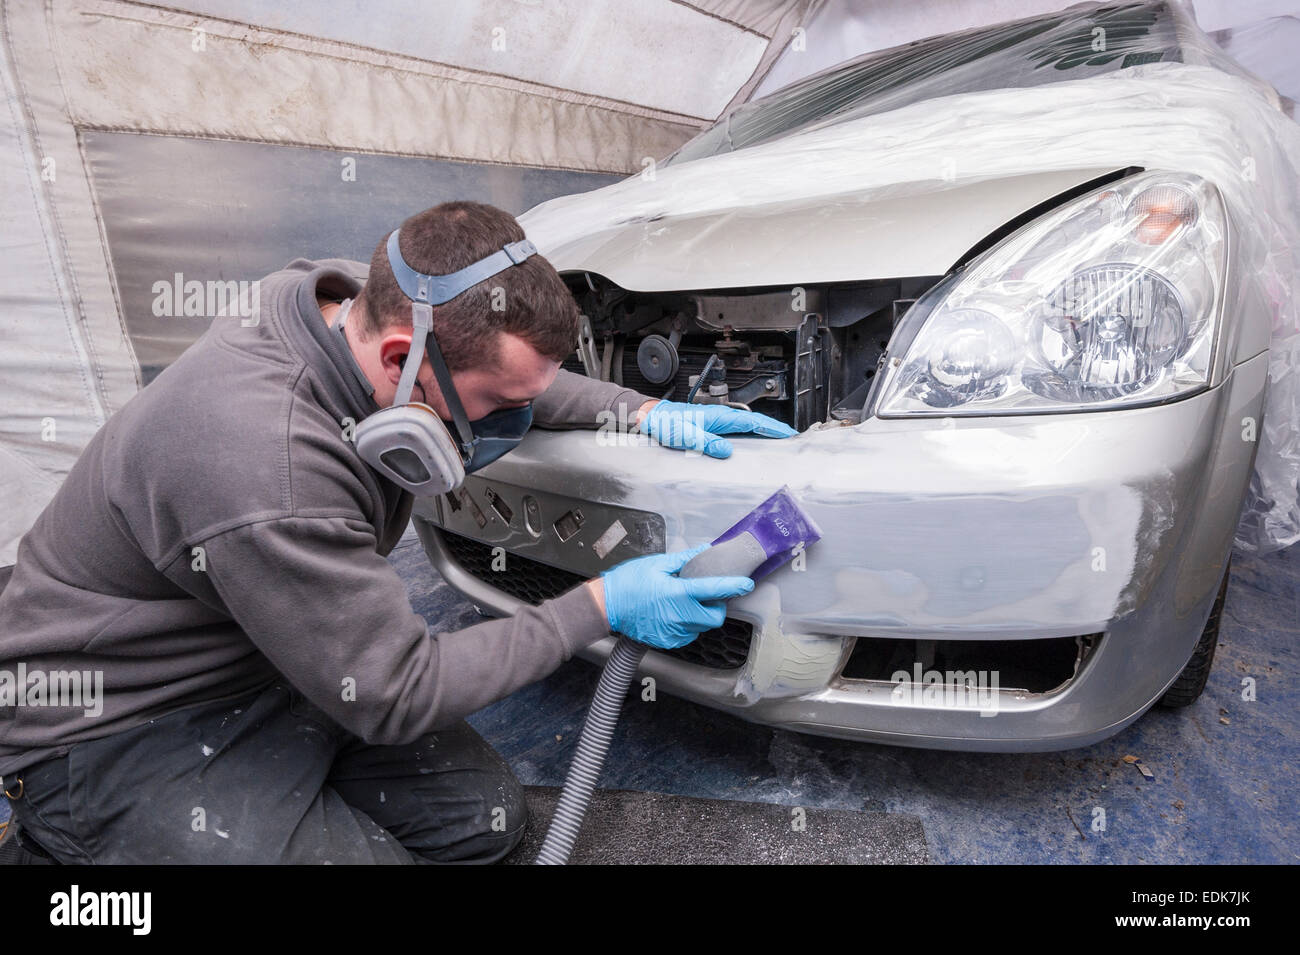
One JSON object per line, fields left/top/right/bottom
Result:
{"left": 1131, "top": 185, "right": 1198, "bottom": 245}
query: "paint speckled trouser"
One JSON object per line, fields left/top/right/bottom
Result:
{"left": 4, "top": 682, "right": 528, "bottom": 864}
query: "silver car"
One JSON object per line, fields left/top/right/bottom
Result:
{"left": 414, "top": 1, "right": 1290, "bottom": 750}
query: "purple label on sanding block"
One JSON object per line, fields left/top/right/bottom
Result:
{"left": 709, "top": 486, "right": 822, "bottom": 580}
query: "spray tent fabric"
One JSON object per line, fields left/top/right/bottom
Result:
{"left": 0, "top": 0, "right": 819, "bottom": 566}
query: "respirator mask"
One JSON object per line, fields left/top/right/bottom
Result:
{"left": 351, "top": 228, "right": 539, "bottom": 495}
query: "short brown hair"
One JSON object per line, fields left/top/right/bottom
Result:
{"left": 355, "top": 201, "right": 577, "bottom": 372}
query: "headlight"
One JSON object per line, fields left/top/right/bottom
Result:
{"left": 874, "top": 172, "right": 1227, "bottom": 416}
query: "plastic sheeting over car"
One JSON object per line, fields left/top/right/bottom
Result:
{"left": 519, "top": 0, "right": 1300, "bottom": 554}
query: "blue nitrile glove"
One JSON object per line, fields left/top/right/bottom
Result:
{"left": 600, "top": 544, "right": 755, "bottom": 649}
{"left": 639, "top": 401, "right": 797, "bottom": 459}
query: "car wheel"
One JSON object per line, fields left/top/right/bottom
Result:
{"left": 1157, "top": 558, "right": 1231, "bottom": 708}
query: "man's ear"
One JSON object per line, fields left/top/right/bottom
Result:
{"left": 377, "top": 332, "right": 416, "bottom": 387}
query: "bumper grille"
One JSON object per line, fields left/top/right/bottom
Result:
{"left": 436, "top": 528, "right": 753, "bottom": 670}
{"left": 840, "top": 633, "right": 1101, "bottom": 694}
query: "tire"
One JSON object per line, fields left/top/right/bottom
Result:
{"left": 1157, "top": 557, "right": 1231, "bottom": 708}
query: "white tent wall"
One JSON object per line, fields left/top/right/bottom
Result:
{"left": 154, "top": 0, "right": 814, "bottom": 122}
{"left": 2, "top": 2, "right": 138, "bottom": 570}
{"left": 0, "top": 0, "right": 820, "bottom": 567}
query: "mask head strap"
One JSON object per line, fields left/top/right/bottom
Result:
{"left": 385, "top": 228, "right": 539, "bottom": 456}
{"left": 385, "top": 229, "right": 537, "bottom": 307}
{"left": 332, "top": 299, "right": 376, "bottom": 397}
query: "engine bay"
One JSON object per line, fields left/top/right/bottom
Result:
{"left": 564, "top": 273, "right": 942, "bottom": 431}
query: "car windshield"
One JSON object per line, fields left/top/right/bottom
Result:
{"left": 661, "top": 1, "right": 1182, "bottom": 168}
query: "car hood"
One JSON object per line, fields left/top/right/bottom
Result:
{"left": 517, "top": 0, "right": 1284, "bottom": 296}
{"left": 522, "top": 166, "right": 1125, "bottom": 290}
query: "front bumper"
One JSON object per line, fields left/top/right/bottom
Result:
{"left": 414, "top": 352, "right": 1267, "bottom": 751}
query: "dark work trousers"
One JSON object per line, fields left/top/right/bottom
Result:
{"left": 4, "top": 682, "right": 528, "bottom": 864}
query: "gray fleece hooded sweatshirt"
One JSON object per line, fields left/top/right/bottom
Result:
{"left": 0, "top": 258, "right": 652, "bottom": 779}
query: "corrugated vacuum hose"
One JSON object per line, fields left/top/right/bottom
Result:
{"left": 533, "top": 635, "right": 647, "bottom": 865}
{"left": 534, "top": 486, "right": 823, "bottom": 865}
